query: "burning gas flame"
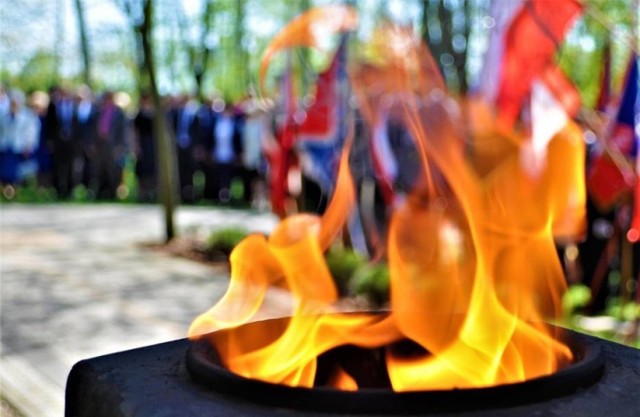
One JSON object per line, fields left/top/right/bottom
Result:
{"left": 189, "top": 5, "right": 585, "bottom": 391}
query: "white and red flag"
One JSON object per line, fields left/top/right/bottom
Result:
{"left": 478, "top": 0, "right": 583, "bottom": 129}
{"left": 529, "top": 65, "right": 581, "bottom": 164}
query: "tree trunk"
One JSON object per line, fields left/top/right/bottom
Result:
{"left": 73, "top": 0, "right": 92, "bottom": 87}
{"left": 140, "top": 0, "right": 178, "bottom": 242}
{"left": 233, "top": 0, "right": 248, "bottom": 99}
{"left": 196, "top": 0, "right": 215, "bottom": 101}
{"left": 421, "top": 0, "right": 445, "bottom": 77}
{"left": 421, "top": 0, "right": 470, "bottom": 93}
{"left": 420, "top": 0, "right": 429, "bottom": 46}
{"left": 176, "top": 0, "right": 215, "bottom": 101}
{"left": 54, "top": 0, "right": 65, "bottom": 84}
{"left": 298, "top": 0, "right": 312, "bottom": 95}
{"left": 436, "top": 0, "right": 454, "bottom": 87}
{"left": 456, "top": 0, "right": 471, "bottom": 94}
{"left": 134, "top": 24, "right": 151, "bottom": 93}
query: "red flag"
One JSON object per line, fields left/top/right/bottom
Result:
{"left": 588, "top": 57, "right": 639, "bottom": 214}
{"left": 495, "top": 0, "right": 583, "bottom": 129}
{"left": 296, "top": 42, "right": 342, "bottom": 140}
{"left": 258, "top": 5, "right": 357, "bottom": 217}
{"left": 587, "top": 153, "right": 635, "bottom": 210}
{"left": 296, "top": 36, "right": 350, "bottom": 193}
{"left": 267, "top": 54, "right": 297, "bottom": 218}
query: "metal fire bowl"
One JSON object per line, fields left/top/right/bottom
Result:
{"left": 186, "top": 317, "right": 604, "bottom": 415}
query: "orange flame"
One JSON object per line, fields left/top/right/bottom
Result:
{"left": 259, "top": 4, "right": 358, "bottom": 96}
{"left": 190, "top": 6, "right": 585, "bottom": 391}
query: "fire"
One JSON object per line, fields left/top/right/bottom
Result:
{"left": 189, "top": 5, "right": 585, "bottom": 391}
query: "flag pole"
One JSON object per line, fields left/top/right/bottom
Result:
{"left": 577, "top": 109, "right": 635, "bottom": 178}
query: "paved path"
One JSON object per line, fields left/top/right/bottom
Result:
{"left": 0, "top": 203, "right": 277, "bottom": 417}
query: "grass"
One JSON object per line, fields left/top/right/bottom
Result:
{"left": 562, "top": 284, "right": 640, "bottom": 348}
{"left": 1, "top": 156, "right": 140, "bottom": 204}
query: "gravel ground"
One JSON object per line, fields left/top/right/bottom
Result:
{"left": 1, "top": 203, "right": 277, "bottom": 417}
{"left": 1, "top": 398, "right": 23, "bottom": 417}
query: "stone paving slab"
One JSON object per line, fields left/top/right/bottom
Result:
{"left": 0, "top": 203, "right": 278, "bottom": 417}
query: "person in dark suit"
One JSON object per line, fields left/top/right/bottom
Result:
{"left": 133, "top": 92, "right": 157, "bottom": 202}
{"left": 205, "top": 101, "right": 244, "bottom": 204}
{"left": 73, "top": 85, "right": 98, "bottom": 195}
{"left": 45, "top": 86, "right": 77, "bottom": 198}
{"left": 30, "top": 91, "right": 53, "bottom": 189}
{"left": 94, "top": 91, "right": 126, "bottom": 199}
{"left": 198, "top": 97, "right": 219, "bottom": 201}
{"left": 194, "top": 97, "right": 215, "bottom": 199}
{"left": 171, "top": 94, "right": 199, "bottom": 203}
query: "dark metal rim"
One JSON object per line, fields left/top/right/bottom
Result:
{"left": 186, "top": 327, "right": 604, "bottom": 415}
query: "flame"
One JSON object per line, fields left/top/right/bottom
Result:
{"left": 190, "top": 7, "right": 585, "bottom": 391}
{"left": 328, "top": 366, "right": 359, "bottom": 391}
{"left": 383, "top": 95, "right": 578, "bottom": 389}
{"left": 259, "top": 4, "right": 358, "bottom": 96}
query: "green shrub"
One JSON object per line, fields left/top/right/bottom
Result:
{"left": 350, "top": 263, "right": 390, "bottom": 307}
{"left": 325, "top": 247, "right": 366, "bottom": 295}
{"left": 562, "top": 284, "right": 591, "bottom": 315}
{"left": 206, "top": 227, "right": 249, "bottom": 258}
{"left": 606, "top": 299, "right": 640, "bottom": 322}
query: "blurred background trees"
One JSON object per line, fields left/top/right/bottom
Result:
{"left": 1, "top": 0, "right": 636, "bottom": 105}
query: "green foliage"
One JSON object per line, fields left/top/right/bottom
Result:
{"left": 1, "top": 0, "right": 635, "bottom": 104}
{"left": 349, "top": 263, "right": 390, "bottom": 307}
{"left": 230, "top": 178, "right": 245, "bottom": 203}
{"left": 0, "top": 176, "right": 52, "bottom": 203}
{"left": 558, "top": 0, "right": 637, "bottom": 109}
{"left": 3, "top": 50, "right": 58, "bottom": 93}
{"left": 562, "top": 285, "right": 639, "bottom": 348}
{"left": 606, "top": 298, "right": 640, "bottom": 322}
{"left": 325, "top": 247, "right": 366, "bottom": 294}
{"left": 71, "top": 184, "right": 89, "bottom": 201}
{"left": 120, "top": 155, "right": 138, "bottom": 202}
{"left": 206, "top": 227, "right": 249, "bottom": 258}
{"left": 323, "top": 247, "right": 391, "bottom": 306}
{"left": 562, "top": 284, "right": 592, "bottom": 314}
{"left": 0, "top": 157, "right": 139, "bottom": 204}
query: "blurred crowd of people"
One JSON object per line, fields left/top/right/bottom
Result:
{"left": 0, "top": 85, "right": 271, "bottom": 206}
